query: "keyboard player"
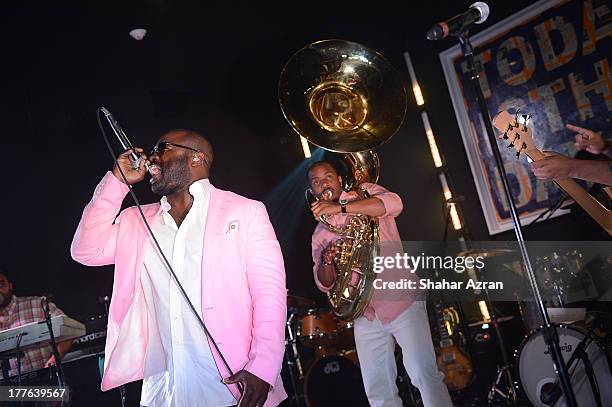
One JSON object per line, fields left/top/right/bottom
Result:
{"left": 0, "top": 269, "right": 73, "bottom": 377}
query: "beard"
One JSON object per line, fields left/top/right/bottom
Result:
{"left": 151, "top": 159, "right": 191, "bottom": 196}
{"left": 0, "top": 292, "right": 12, "bottom": 308}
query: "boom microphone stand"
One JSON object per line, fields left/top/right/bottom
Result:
{"left": 42, "top": 297, "right": 67, "bottom": 407}
{"left": 455, "top": 30, "right": 577, "bottom": 406}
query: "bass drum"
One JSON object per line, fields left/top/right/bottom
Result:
{"left": 516, "top": 325, "right": 612, "bottom": 407}
{"left": 304, "top": 355, "right": 369, "bottom": 407}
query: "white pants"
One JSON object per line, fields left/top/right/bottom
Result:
{"left": 354, "top": 301, "right": 453, "bottom": 407}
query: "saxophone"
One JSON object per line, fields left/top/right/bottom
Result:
{"left": 279, "top": 40, "right": 407, "bottom": 321}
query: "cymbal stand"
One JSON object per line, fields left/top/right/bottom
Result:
{"left": 475, "top": 267, "right": 517, "bottom": 405}
{"left": 285, "top": 311, "right": 304, "bottom": 407}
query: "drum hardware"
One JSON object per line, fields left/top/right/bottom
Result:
{"left": 284, "top": 311, "right": 305, "bottom": 407}
{"left": 284, "top": 300, "right": 362, "bottom": 406}
{"left": 468, "top": 316, "right": 515, "bottom": 328}
{"left": 515, "top": 323, "right": 612, "bottom": 407}
{"left": 540, "top": 315, "right": 605, "bottom": 406}
{"left": 487, "top": 365, "right": 516, "bottom": 406}
{"left": 483, "top": 311, "right": 518, "bottom": 405}
{"left": 460, "top": 250, "right": 519, "bottom": 404}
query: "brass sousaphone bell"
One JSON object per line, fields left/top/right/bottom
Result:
{"left": 278, "top": 40, "right": 407, "bottom": 320}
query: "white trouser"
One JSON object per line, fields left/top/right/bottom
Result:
{"left": 354, "top": 301, "right": 453, "bottom": 407}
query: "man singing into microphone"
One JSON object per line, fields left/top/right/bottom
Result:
{"left": 308, "top": 160, "right": 452, "bottom": 407}
{"left": 71, "top": 130, "right": 287, "bottom": 407}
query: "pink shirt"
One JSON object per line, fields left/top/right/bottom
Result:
{"left": 311, "top": 183, "right": 417, "bottom": 325}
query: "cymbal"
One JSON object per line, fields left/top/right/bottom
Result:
{"left": 287, "top": 294, "right": 316, "bottom": 308}
{"left": 468, "top": 316, "right": 515, "bottom": 327}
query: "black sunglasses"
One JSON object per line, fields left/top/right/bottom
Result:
{"left": 150, "top": 141, "right": 200, "bottom": 156}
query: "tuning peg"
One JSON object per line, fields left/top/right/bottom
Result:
{"left": 515, "top": 142, "right": 527, "bottom": 158}
{"left": 514, "top": 108, "right": 521, "bottom": 127}
{"left": 508, "top": 133, "right": 521, "bottom": 148}
{"left": 521, "top": 114, "right": 531, "bottom": 131}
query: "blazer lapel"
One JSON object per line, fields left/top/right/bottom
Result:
{"left": 201, "top": 183, "right": 226, "bottom": 297}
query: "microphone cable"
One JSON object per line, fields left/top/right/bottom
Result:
{"left": 528, "top": 192, "right": 569, "bottom": 226}
{"left": 95, "top": 108, "right": 243, "bottom": 395}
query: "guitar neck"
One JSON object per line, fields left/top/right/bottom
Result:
{"left": 527, "top": 149, "right": 612, "bottom": 235}
{"left": 434, "top": 301, "right": 452, "bottom": 346}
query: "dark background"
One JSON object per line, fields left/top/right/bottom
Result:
{"left": 1, "top": 1, "right": 606, "bottom": 322}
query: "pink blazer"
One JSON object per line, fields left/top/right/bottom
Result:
{"left": 71, "top": 172, "right": 287, "bottom": 406}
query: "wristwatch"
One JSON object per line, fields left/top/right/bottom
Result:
{"left": 339, "top": 199, "right": 348, "bottom": 214}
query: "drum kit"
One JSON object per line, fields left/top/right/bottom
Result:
{"left": 285, "top": 294, "right": 368, "bottom": 407}
{"left": 465, "top": 248, "right": 612, "bottom": 407}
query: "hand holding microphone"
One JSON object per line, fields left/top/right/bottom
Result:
{"left": 99, "top": 107, "right": 152, "bottom": 184}
{"left": 112, "top": 147, "right": 149, "bottom": 185}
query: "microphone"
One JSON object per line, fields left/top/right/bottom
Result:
{"left": 100, "top": 107, "right": 145, "bottom": 170}
{"left": 427, "top": 2, "right": 490, "bottom": 40}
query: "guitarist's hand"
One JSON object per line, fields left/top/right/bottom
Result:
{"left": 567, "top": 124, "right": 608, "bottom": 156}
{"left": 531, "top": 152, "right": 575, "bottom": 181}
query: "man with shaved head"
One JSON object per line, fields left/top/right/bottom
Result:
{"left": 72, "top": 130, "right": 287, "bottom": 407}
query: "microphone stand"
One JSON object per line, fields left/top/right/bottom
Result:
{"left": 284, "top": 312, "right": 304, "bottom": 407}
{"left": 42, "top": 297, "right": 67, "bottom": 407}
{"left": 455, "top": 30, "right": 578, "bottom": 406}
{"left": 100, "top": 296, "right": 128, "bottom": 407}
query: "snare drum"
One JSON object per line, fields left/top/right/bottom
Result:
{"left": 297, "top": 309, "right": 338, "bottom": 347}
{"left": 515, "top": 324, "right": 612, "bottom": 407}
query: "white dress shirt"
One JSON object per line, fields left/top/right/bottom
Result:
{"left": 139, "top": 179, "right": 236, "bottom": 407}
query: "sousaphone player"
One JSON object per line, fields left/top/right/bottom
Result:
{"left": 279, "top": 40, "right": 452, "bottom": 407}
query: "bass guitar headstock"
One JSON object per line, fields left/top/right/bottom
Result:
{"left": 492, "top": 109, "right": 536, "bottom": 159}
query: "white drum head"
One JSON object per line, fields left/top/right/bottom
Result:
{"left": 518, "top": 326, "right": 612, "bottom": 407}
